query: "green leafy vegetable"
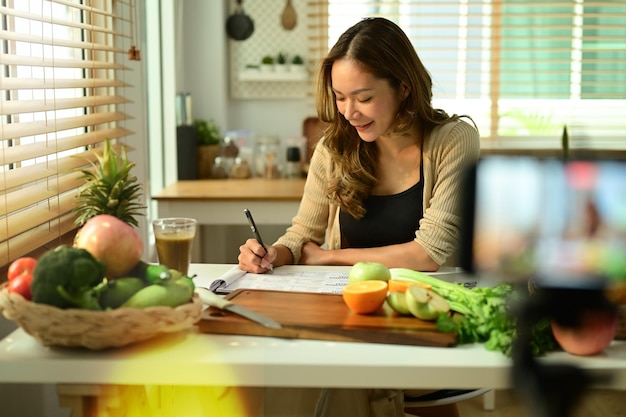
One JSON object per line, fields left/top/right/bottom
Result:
{"left": 390, "top": 268, "right": 557, "bottom": 356}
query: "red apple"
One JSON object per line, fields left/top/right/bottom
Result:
{"left": 551, "top": 309, "right": 618, "bottom": 356}
{"left": 74, "top": 214, "right": 143, "bottom": 278}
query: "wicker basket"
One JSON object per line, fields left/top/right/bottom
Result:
{"left": 0, "top": 283, "right": 203, "bottom": 349}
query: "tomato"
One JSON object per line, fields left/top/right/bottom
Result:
{"left": 7, "top": 273, "right": 33, "bottom": 300}
{"left": 6, "top": 257, "right": 37, "bottom": 300}
{"left": 8, "top": 257, "right": 38, "bottom": 281}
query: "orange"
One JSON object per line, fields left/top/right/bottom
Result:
{"left": 387, "top": 279, "right": 431, "bottom": 294}
{"left": 342, "top": 280, "right": 388, "bottom": 314}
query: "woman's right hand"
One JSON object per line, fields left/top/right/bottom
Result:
{"left": 238, "top": 238, "right": 276, "bottom": 273}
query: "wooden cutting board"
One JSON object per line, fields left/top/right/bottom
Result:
{"left": 198, "top": 289, "right": 457, "bottom": 347}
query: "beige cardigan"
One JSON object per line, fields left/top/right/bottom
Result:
{"left": 274, "top": 119, "right": 480, "bottom": 266}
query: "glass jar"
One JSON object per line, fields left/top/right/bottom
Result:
{"left": 220, "top": 136, "right": 239, "bottom": 175}
{"left": 255, "top": 136, "right": 281, "bottom": 179}
{"left": 211, "top": 156, "right": 228, "bottom": 179}
{"left": 231, "top": 157, "right": 252, "bottom": 179}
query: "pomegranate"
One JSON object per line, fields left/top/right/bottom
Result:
{"left": 551, "top": 309, "right": 618, "bottom": 356}
{"left": 74, "top": 214, "right": 143, "bottom": 278}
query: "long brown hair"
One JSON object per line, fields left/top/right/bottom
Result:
{"left": 316, "top": 17, "right": 465, "bottom": 218}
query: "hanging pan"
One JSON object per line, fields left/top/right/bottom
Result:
{"left": 226, "top": 0, "right": 255, "bottom": 41}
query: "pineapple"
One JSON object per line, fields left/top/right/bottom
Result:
{"left": 73, "top": 139, "right": 146, "bottom": 227}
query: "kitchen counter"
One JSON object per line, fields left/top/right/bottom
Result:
{"left": 152, "top": 178, "right": 305, "bottom": 225}
{"left": 153, "top": 178, "right": 306, "bottom": 202}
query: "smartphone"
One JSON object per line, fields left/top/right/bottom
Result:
{"left": 459, "top": 156, "right": 626, "bottom": 289}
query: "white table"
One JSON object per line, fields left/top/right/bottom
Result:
{"left": 1, "top": 264, "right": 625, "bottom": 416}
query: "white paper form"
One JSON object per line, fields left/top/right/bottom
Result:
{"left": 195, "top": 265, "right": 478, "bottom": 295}
{"left": 200, "top": 265, "right": 348, "bottom": 294}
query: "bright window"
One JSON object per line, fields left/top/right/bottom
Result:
{"left": 309, "top": 0, "right": 626, "bottom": 146}
{"left": 0, "top": 0, "right": 135, "bottom": 267}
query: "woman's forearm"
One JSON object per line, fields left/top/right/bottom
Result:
{"left": 307, "top": 241, "right": 440, "bottom": 272}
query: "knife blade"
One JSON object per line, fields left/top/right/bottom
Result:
{"left": 196, "top": 287, "right": 282, "bottom": 329}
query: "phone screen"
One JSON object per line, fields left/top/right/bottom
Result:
{"left": 465, "top": 157, "right": 626, "bottom": 288}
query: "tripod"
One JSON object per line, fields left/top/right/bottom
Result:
{"left": 511, "top": 285, "right": 615, "bottom": 417}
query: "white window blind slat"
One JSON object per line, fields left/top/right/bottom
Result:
{"left": 0, "top": 76, "right": 129, "bottom": 90}
{"left": 0, "top": 29, "right": 122, "bottom": 54}
{"left": 0, "top": 141, "right": 130, "bottom": 192}
{"left": 0, "top": 5, "right": 114, "bottom": 34}
{"left": 1, "top": 96, "right": 131, "bottom": 115}
{"left": 0, "top": 213, "right": 76, "bottom": 266}
{"left": 0, "top": 127, "right": 132, "bottom": 164}
{"left": 2, "top": 148, "right": 95, "bottom": 191}
{"left": 50, "top": 0, "right": 116, "bottom": 18}
{"left": 0, "top": 111, "right": 131, "bottom": 140}
{"left": 0, "top": 53, "right": 128, "bottom": 70}
{"left": 1, "top": 172, "right": 87, "bottom": 217}
{"left": 0, "top": 96, "right": 131, "bottom": 115}
{"left": 1, "top": 190, "right": 76, "bottom": 243}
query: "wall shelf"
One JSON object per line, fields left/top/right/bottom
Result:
{"left": 238, "top": 70, "right": 308, "bottom": 82}
{"left": 229, "top": 0, "right": 309, "bottom": 99}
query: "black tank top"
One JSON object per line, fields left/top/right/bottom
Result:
{"left": 339, "top": 174, "right": 424, "bottom": 249}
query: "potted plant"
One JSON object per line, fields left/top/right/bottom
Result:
{"left": 260, "top": 55, "right": 274, "bottom": 72}
{"left": 244, "top": 63, "right": 260, "bottom": 73}
{"left": 194, "top": 118, "right": 222, "bottom": 179}
{"left": 276, "top": 52, "right": 288, "bottom": 72}
{"left": 290, "top": 54, "right": 305, "bottom": 73}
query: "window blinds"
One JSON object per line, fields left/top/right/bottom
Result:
{"left": 0, "top": 0, "right": 134, "bottom": 267}
{"left": 306, "top": 0, "right": 626, "bottom": 144}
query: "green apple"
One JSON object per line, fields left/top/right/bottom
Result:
{"left": 404, "top": 285, "right": 449, "bottom": 321}
{"left": 386, "top": 291, "right": 410, "bottom": 315}
{"left": 348, "top": 261, "right": 391, "bottom": 283}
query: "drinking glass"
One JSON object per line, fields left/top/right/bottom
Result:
{"left": 152, "top": 218, "right": 197, "bottom": 275}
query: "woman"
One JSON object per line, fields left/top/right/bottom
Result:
{"left": 239, "top": 17, "right": 481, "bottom": 417}
{"left": 239, "top": 17, "right": 480, "bottom": 275}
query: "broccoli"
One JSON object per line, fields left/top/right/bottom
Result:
{"left": 31, "top": 245, "right": 107, "bottom": 310}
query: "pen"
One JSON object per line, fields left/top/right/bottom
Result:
{"left": 244, "top": 208, "right": 266, "bottom": 252}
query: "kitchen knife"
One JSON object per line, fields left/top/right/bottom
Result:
{"left": 196, "top": 287, "right": 282, "bottom": 329}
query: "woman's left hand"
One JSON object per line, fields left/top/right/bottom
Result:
{"left": 299, "top": 241, "right": 328, "bottom": 265}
